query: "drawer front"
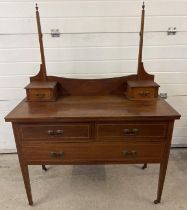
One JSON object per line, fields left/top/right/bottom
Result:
{"left": 96, "top": 123, "right": 167, "bottom": 140}
{"left": 20, "top": 123, "right": 91, "bottom": 142}
{"left": 133, "top": 87, "right": 156, "bottom": 99}
{"left": 22, "top": 142, "right": 164, "bottom": 163}
{"left": 27, "top": 89, "right": 52, "bottom": 101}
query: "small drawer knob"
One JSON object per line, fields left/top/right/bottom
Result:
{"left": 56, "top": 130, "right": 63, "bottom": 135}
{"left": 139, "top": 91, "right": 150, "bottom": 97}
{"left": 48, "top": 130, "right": 63, "bottom": 136}
{"left": 48, "top": 130, "right": 55, "bottom": 135}
{"left": 50, "top": 151, "right": 64, "bottom": 158}
{"left": 35, "top": 93, "right": 46, "bottom": 98}
{"left": 122, "top": 150, "right": 137, "bottom": 158}
{"left": 123, "top": 128, "right": 139, "bottom": 135}
{"left": 123, "top": 128, "right": 130, "bottom": 134}
{"left": 132, "top": 128, "right": 139, "bottom": 133}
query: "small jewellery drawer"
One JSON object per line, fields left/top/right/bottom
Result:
{"left": 25, "top": 81, "right": 58, "bottom": 102}
{"left": 22, "top": 142, "right": 164, "bottom": 163}
{"left": 96, "top": 123, "right": 167, "bottom": 140}
{"left": 27, "top": 89, "right": 52, "bottom": 101}
{"left": 19, "top": 123, "right": 92, "bottom": 141}
{"left": 133, "top": 87, "right": 156, "bottom": 99}
{"left": 126, "top": 80, "right": 159, "bottom": 100}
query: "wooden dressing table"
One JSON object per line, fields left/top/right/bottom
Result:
{"left": 5, "top": 3, "right": 180, "bottom": 205}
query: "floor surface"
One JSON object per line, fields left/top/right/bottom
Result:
{"left": 0, "top": 149, "right": 187, "bottom": 210}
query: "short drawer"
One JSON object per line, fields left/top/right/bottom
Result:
{"left": 96, "top": 123, "right": 167, "bottom": 140}
{"left": 134, "top": 87, "right": 157, "bottom": 99}
{"left": 25, "top": 81, "right": 58, "bottom": 102}
{"left": 28, "top": 89, "right": 52, "bottom": 101}
{"left": 22, "top": 142, "right": 164, "bottom": 164}
{"left": 126, "top": 80, "right": 159, "bottom": 100}
{"left": 19, "top": 123, "right": 92, "bottom": 142}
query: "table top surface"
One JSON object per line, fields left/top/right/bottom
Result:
{"left": 5, "top": 96, "right": 181, "bottom": 122}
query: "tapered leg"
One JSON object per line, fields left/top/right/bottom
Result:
{"left": 20, "top": 164, "right": 33, "bottom": 205}
{"left": 154, "top": 161, "right": 168, "bottom": 204}
{"left": 142, "top": 163, "right": 147, "bottom": 169}
{"left": 42, "top": 165, "right": 47, "bottom": 171}
{"left": 154, "top": 121, "right": 175, "bottom": 204}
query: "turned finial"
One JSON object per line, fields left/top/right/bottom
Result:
{"left": 142, "top": 2, "right": 145, "bottom": 10}
{"left": 35, "top": 3, "right": 38, "bottom": 11}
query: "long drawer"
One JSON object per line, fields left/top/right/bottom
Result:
{"left": 96, "top": 122, "right": 167, "bottom": 141}
{"left": 22, "top": 142, "right": 165, "bottom": 164}
{"left": 19, "top": 123, "right": 92, "bottom": 142}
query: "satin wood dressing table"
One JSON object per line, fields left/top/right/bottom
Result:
{"left": 5, "top": 4, "right": 180, "bottom": 205}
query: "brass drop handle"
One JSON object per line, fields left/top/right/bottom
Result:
{"left": 123, "top": 128, "right": 139, "bottom": 135}
{"left": 50, "top": 151, "right": 64, "bottom": 158}
{"left": 48, "top": 130, "right": 64, "bottom": 136}
{"left": 139, "top": 91, "right": 150, "bottom": 96}
{"left": 122, "top": 150, "right": 137, "bottom": 158}
{"left": 56, "top": 130, "right": 63, "bottom": 135}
